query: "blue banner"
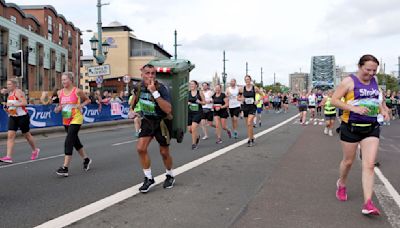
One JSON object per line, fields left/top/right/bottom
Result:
{"left": 0, "top": 102, "right": 131, "bottom": 132}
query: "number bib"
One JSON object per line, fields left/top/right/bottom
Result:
{"left": 352, "top": 98, "right": 380, "bottom": 117}
{"left": 139, "top": 99, "right": 156, "bottom": 116}
{"left": 189, "top": 103, "right": 199, "bottom": 112}
{"left": 62, "top": 104, "right": 74, "bottom": 118}
{"left": 244, "top": 98, "right": 254, "bottom": 105}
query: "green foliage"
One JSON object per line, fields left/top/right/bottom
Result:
{"left": 376, "top": 73, "right": 399, "bottom": 92}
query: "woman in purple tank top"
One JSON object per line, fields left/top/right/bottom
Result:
{"left": 331, "top": 55, "right": 390, "bottom": 216}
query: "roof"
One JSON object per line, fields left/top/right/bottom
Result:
{"left": 133, "top": 38, "right": 172, "bottom": 58}
{"left": 102, "top": 21, "right": 133, "bottom": 32}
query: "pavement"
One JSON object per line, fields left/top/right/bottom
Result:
{"left": 0, "top": 108, "right": 399, "bottom": 228}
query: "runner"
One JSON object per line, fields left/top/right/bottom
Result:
{"left": 188, "top": 80, "right": 205, "bottom": 150}
{"left": 390, "top": 91, "right": 398, "bottom": 120}
{"left": 254, "top": 89, "right": 263, "bottom": 127}
{"left": 321, "top": 90, "right": 336, "bottom": 136}
{"left": 262, "top": 91, "right": 270, "bottom": 113}
{"left": 0, "top": 79, "right": 40, "bottom": 163}
{"left": 54, "top": 72, "right": 91, "bottom": 176}
{"left": 200, "top": 82, "right": 214, "bottom": 140}
{"left": 384, "top": 90, "right": 392, "bottom": 125}
{"left": 316, "top": 90, "right": 324, "bottom": 116}
{"left": 238, "top": 75, "right": 258, "bottom": 147}
{"left": 212, "top": 84, "right": 232, "bottom": 143}
{"left": 130, "top": 64, "right": 175, "bottom": 193}
{"left": 129, "top": 88, "right": 142, "bottom": 137}
{"left": 282, "top": 92, "right": 289, "bottom": 113}
{"left": 331, "top": 54, "right": 389, "bottom": 215}
{"left": 276, "top": 92, "right": 283, "bottom": 113}
{"left": 297, "top": 90, "right": 308, "bottom": 125}
{"left": 226, "top": 79, "right": 241, "bottom": 139}
{"left": 308, "top": 90, "right": 317, "bottom": 122}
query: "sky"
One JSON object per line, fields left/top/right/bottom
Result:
{"left": 12, "top": 0, "right": 400, "bottom": 85}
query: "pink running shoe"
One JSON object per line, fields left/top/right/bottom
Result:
{"left": 0, "top": 156, "right": 13, "bottom": 163}
{"left": 31, "top": 148, "right": 40, "bottom": 160}
{"left": 362, "top": 199, "right": 380, "bottom": 215}
{"left": 336, "top": 179, "right": 348, "bottom": 201}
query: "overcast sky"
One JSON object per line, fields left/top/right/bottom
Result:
{"left": 13, "top": 0, "right": 400, "bottom": 85}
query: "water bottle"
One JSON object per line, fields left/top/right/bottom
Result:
{"left": 377, "top": 114, "right": 384, "bottom": 126}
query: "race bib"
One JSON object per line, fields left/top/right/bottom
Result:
{"left": 62, "top": 104, "right": 74, "bottom": 118}
{"left": 189, "top": 103, "right": 199, "bottom": 112}
{"left": 245, "top": 98, "right": 254, "bottom": 105}
{"left": 352, "top": 98, "right": 380, "bottom": 117}
{"left": 139, "top": 99, "right": 156, "bottom": 115}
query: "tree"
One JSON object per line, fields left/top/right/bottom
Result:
{"left": 376, "top": 73, "right": 399, "bottom": 92}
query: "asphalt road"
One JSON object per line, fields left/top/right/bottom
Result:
{"left": 1, "top": 108, "right": 399, "bottom": 228}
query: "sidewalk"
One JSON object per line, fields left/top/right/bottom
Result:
{"left": 232, "top": 124, "right": 391, "bottom": 228}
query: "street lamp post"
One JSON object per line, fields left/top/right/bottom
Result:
{"left": 89, "top": 0, "right": 110, "bottom": 65}
{"left": 222, "top": 50, "right": 228, "bottom": 90}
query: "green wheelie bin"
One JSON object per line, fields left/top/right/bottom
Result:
{"left": 148, "top": 59, "right": 195, "bottom": 143}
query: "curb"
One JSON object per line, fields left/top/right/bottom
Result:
{"left": 0, "top": 119, "right": 133, "bottom": 139}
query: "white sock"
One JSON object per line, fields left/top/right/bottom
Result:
{"left": 143, "top": 168, "right": 152, "bottom": 179}
{"left": 166, "top": 169, "right": 174, "bottom": 177}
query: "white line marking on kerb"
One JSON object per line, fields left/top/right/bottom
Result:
{"left": 375, "top": 167, "right": 400, "bottom": 208}
{"left": 0, "top": 154, "right": 64, "bottom": 169}
{"left": 112, "top": 140, "right": 138, "bottom": 146}
{"left": 34, "top": 114, "right": 299, "bottom": 228}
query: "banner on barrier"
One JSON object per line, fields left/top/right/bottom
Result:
{"left": 0, "top": 102, "right": 130, "bottom": 132}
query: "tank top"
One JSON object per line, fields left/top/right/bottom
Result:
{"left": 298, "top": 96, "right": 308, "bottom": 107}
{"left": 202, "top": 90, "right": 213, "bottom": 109}
{"left": 212, "top": 93, "right": 226, "bottom": 109}
{"left": 324, "top": 97, "right": 336, "bottom": 115}
{"left": 227, "top": 86, "right": 241, "bottom": 108}
{"left": 188, "top": 90, "right": 202, "bottom": 112}
{"left": 342, "top": 74, "right": 380, "bottom": 123}
{"left": 255, "top": 93, "right": 263, "bottom": 108}
{"left": 7, "top": 90, "right": 27, "bottom": 116}
{"left": 243, "top": 86, "right": 255, "bottom": 105}
{"left": 308, "top": 94, "right": 316, "bottom": 106}
{"left": 60, "top": 87, "right": 83, "bottom": 125}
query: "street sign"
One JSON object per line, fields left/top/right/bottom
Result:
{"left": 123, "top": 75, "right": 131, "bottom": 84}
{"left": 96, "top": 75, "right": 103, "bottom": 84}
{"left": 88, "top": 64, "right": 110, "bottom": 77}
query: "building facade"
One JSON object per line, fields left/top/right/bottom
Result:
{"left": 289, "top": 72, "right": 308, "bottom": 93}
{"left": 80, "top": 55, "right": 94, "bottom": 93}
{"left": 88, "top": 21, "right": 171, "bottom": 93}
{"left": 0, "top": 1, "right": 81, "bottom": 100}
{"left": 309, "top": 55, "right": 336, "bottom": 90}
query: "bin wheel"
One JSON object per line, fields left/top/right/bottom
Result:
{"left": 176, "top": 128, "right": 184, "bottom": 143}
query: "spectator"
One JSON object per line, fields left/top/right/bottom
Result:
{"left": 51, "top": 88, "right": 59, "bottom": 104}
{"left": 101, "top": 90, "right": 111, "bottom": 105}
{"left": 40, "top": 91, "right": 51, "bottom": 105}
{"left": 110, "top": 93, "right": 122, "bottom": 103}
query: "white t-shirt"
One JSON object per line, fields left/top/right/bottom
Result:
{"left": 227, "top": 86, "right": 241, "bottom": 108}
{"left": 202, "top": 90, "right": 213, "bottom": 109}
{"left": 308, "top": 94, "right": 316, "bottom": 106}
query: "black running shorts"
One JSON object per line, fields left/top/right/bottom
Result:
{"left": 340, "top": 122, "right": 380, "bottom": 143}
{"left": 8, "top": 114, "right": 30, "bottom": 133}
{"left": 242, "top": 104, "right": 256, "bottom": 118}
{"left": 139, "top": 118, "right": 172, "bottom": 147}
{"left": 202, "top": 109, "right": 214, "bottom": 121}
{"left": 229, "top": 107, "right": 241, "bottom": 118}
{"left": 188, "top": 111, "right": 202, "bottom": 125}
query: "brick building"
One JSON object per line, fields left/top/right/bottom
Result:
{"left": 0, "top": 1, "right": 81, "bottom": 100}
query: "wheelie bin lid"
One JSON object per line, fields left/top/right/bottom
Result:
{"left": 148, "top": 59, "right": 195, "bottom": 74}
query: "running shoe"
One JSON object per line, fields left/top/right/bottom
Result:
{"left": 192, "top": 144, "right": 198, "bottom": 150}
{"left": 83, "top": 158, "right": 92, "bottom": 171}
{"left": 31, "top": 148, "right": 40, "bottom": 160}
{"left": 139, "top": 177, "right": 156, "bottom": 193}
{"left": 328, "top": 130, "right": 333, "bottom": 137}
{"left": 336, "top": 127, "right": 341, "bottom": 134}
{"left": 362, "top": 199, "right": 380, "bottom": 215}
{"left": 233, "top": 131, "right": 238, "bottom": 139}
{"left": 324, "top": 128, "right": 328, "bottom": 135}
{"left": 336, "top": 179, "right": 347, "bottom": 201}
{"left": 56, "top": 166, "right": 69, "bottom": 177}
{"left": 134, "top": 131, "right": 140, "bottom": 138}
{"left": 226, "top": 129, "right": 232, "bottom": 138}
{"left": 163, "top": 175, "right": 175, "bottom": 189}
{"left": 259, "top": 122, "right": 262, "bottom": 127}
{"left": 216, "top": 138, "right": 223, "bottom": 144}
{"left": 247, "top": 140, "right": 251, "bottom": 146}
{"left": 249, "top": 139, "right": 255, "bottom": 147}
{"left": 202, "top": 136, "right": 209, "bottom": 140}
{"left": 0, "top": 156, "right": 13, "bottom": 163}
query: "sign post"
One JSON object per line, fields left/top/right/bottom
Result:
{"left": 88, "top": 64, "right": 111, "bottom": 77}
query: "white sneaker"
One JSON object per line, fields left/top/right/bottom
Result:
{"left": 324, "top": 127, "right": 328, "bottom": 135}
{"left": 202, "top": 136, "right": 208, "bottom": 140}
{"left": 328, "top": 130, "right": 333, "bottom": 136}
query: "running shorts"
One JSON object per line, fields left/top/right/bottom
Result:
{"left": 188, "top": 111, "right": 203, "bottom": 125}
{"left": 242, "top": 104, "right": 256, "bottom": 117}
{"left": 139, "top": 118, "right": 172, "bottom": 146}
{"left": 8, "top": 114, "right": 30, "bottom": 133}
{"left": 340, "top": 122, "right": 380, "bottom": 143}
{"left": 214, "top": 109, "right": 229, "bottom": 119}
{"left": 298, "top": 107, "right": 307, "bottom": 112}
{"left": 256, "top": 107, "right": 263, "bottom": 114}
{"left": 308, "top": 106, "right": 315, "bottom": 109}
{"left": 229, "top": 107, "right": 241, "bottom": 118}
{"left": 324, "top": 114, "right": 336, "bottom": 121}
{"left": 202, "top": 108, "right": 214, "bottom": 121}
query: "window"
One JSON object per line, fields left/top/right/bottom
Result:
{"left": 48, "top": 32, "right": 52, "bottom": 42}
{"left": 68, "top": 30, "right": 71, "bottom": 39}
{"left": 10, "top": 16, "right": 16, "bottom": 23}
{"left": 28, "top": 25, "right": 32, "bottom": 31}
{"left": 59, "top": 23, "right": 63, "bottom": 39}
{"left": 47, "top": 16, "right": 52, "bottom": 33}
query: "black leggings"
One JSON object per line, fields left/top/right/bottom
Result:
{"left": 64, "top": 124, "right": 83, "bottom": 156}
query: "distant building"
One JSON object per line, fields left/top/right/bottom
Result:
{"left": 211, "top": 72, "right": 220, "bottom": 89}
{"left": 289, "top": 72, "right": 308, "bottom": 93}
{"left": 88, "top": 21, "right": 172, "bottom": 93}
{"left": 0, "top": 1, "right": 81, "bottom": 100}
{"left": 79, "top": 55, "right": 94, "bottom": 93}
{"left": 309, "top": 55, "right": 335, "bottom": 90}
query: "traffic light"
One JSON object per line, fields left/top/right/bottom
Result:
{"left": 11, "top": 51, "right": 22, "bottom": 76}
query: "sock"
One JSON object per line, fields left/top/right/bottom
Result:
{"left": 166, "top": 169, "right": 174, "bottom": 177}
{"left": 143, "top": 168, "right": 152, "bottom": 179}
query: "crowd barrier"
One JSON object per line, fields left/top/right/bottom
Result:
{"left": 0, "top": 102, "right": 130, "bottom": 132}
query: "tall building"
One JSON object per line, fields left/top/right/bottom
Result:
{"left": 0, "top": 1, "right": 81, "bottom": 99}
{"left": 211, "top": 72, "right": 220, "bottom": 89}
{"left": 309, "top": 55, "right": 335, "bottom": 90}
{"left": 88, "top": 21, "right": 172, "bottom": 93}
{"left": 80, "top": 55, "right": 94, "bottom": 93}
{"left": 289, "top": 72, "right": 308, "bottom": 93}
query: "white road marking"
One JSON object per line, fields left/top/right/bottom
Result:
{"left": 34, "top": 114, "right": 299, "bottom": 228}
{"left": 112, "top": 140, "right": 138, "bottom": 146}
{"left": 374, "top": 167, "right": 400, "bottom": 227}
{"left": 0, "top": 154, "right": 64, "bottom": 169}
